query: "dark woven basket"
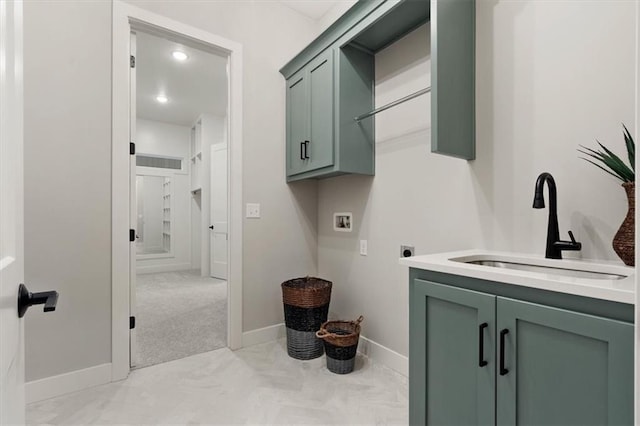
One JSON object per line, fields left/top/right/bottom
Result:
{"left": 316, "top": 316, "right": 363, "bottom": 374}
{"left": 282, "top": 277, "right": 332, "bottom": 360}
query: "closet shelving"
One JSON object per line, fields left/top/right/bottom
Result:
{"left": 162, "top": 177, "right": 171, "bottom": 252}
{"left": 190, "top": 119, "right": 203, "bottom": 193}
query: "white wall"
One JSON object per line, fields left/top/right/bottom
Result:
{"left": 318, "top": 1, "right": 636, "bottom": 358}
{"left": 23, "top": 1, "right": 112, "bottom": 381}
{"left": 137, "top": 118, "right": 190, "bottom": 159}
{"left": 136, "top": 119, "right": 191, "bottom": 273}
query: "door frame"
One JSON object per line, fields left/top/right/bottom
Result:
{"left": 111, "top": 1, "right": 244, "bottom": 381}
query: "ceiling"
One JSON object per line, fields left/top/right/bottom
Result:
{"left": 136, "top": 31, "right": 228, "bottom": 127}
{"left": 279, "top": 1, "right": 343, "bottom": 20}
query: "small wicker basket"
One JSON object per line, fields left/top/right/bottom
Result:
{"left": 316, "top": 316, "right": 363, "bottom": 374}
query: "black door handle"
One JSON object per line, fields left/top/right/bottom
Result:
{"left": 18, "top": 283, "right": 58, "bottom": 318}
{"left": 499, "top": 329, "right": 509, "bottom": 376}
{"left": 478, "top": 322, "right": 488, "bottom": 367}
{"left": 209, "top": 225, "right": 214, "bottom": 230}
{"left": 300, "top": 142, "right": 305, "bottom": 160}
{"left": 304, "top": 140, "right": 310, "bottom": 159}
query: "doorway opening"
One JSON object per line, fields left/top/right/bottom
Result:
{"left": 112, "top": 2, "right": 244, "bottom": 380}
{"left": 131, "top": 30, "right": 229, "bottom": 368}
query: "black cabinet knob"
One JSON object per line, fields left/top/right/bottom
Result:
{"left": 17, "top": 283, "right": 58, "bottom": 318}
{"left": 209, "top": 225, "right": 214, "bottom": 230}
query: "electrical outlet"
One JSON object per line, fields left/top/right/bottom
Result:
{"left": 246, "top": 203, "right": 260, "bottom": 218}
{"left": 401, "top": 245, "right": 414, "bottom": 258}
{"left": 360, "top": 240, "right": 368, "bottom": 256}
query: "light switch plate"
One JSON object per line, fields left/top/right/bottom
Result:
{"left": 360, "top": 240, "right": 367, "bottom": 256}
{"left": 246, "top": 203, "right": 260, "bottom": 218}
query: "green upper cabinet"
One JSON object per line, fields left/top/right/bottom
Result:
{"left": 280, "top": 0, "right": 475, "bottom": 181}
{"left": 286, "top": 68, "right": 308, "bottom": 176}
{"left": 284, "top": 45, "right": 374, "bottom": 182}
{"left": 285, "top": 50, "right": 335, "bottom": 177}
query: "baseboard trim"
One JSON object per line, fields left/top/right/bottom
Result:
{"left": 26, "top": 363, "right": 112, "bottom": 404}
{"left": 358, "top": 335, "right": 408, "bottom": 377}
{"left": 136, "top": 262, "right": 192, "bottom": 274}
{"left": 242, "top": 323, "right": 285, "bottom": 347}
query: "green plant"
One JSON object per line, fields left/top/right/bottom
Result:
{"left": 578, "top": 124, "right": 635, "bottom": 183}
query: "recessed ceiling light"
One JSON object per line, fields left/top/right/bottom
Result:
{"left": 171, "top": 51, "right": 188, "bottom": 61}
{"left": 156, "top": 95, "right": 168, "bottom": 104}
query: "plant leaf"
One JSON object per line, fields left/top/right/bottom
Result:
{"left": 578, "top": 147, "right": 629, "bottom": 181}
{"left": 622, "top": 123, "right": 635, "bottom": 171}
{"left": 596, "top": 141, "right": 634, "bottom": 181}
{"left": 579, "top": 157, "right": 625, "bottom": 182}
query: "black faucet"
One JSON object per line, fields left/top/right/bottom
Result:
{"left": 532, "top": 172, "right": 582, "bottom": 259}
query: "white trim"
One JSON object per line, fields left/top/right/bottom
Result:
{"left": 242, "top": 323, "right": 286, "bottom": 347}
{"left": 112, "top": 1, "right": 244, "bottom": 382}
{"left": 136, "top": 262, "right": 192, "bottom": 275}
{"left": 26, "top": 363, "right": 112, "bottom": 404}
{"left": 358, "top": 335, "right": 409, "bottom": 377}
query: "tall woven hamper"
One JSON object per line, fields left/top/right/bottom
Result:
{"left": 281, "top": 277, "right": 332, "bottom": 360}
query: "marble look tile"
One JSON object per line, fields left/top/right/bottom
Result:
{"left": 28, "top": 339, "right": 408, "bottom": 425}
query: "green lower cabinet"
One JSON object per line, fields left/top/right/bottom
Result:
{"left": 497, "top": 297, "right": 634, "bottom": 426}
{"left": 410, "top": 279, "right": 495, "bottom": 425}
{"left": 410, "top": 278, "right": 634, "bottom": 426}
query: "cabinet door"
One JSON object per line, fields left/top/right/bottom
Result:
{"left": 286, "top": 68, "right": 308, "bottom": 176}
{"left": 410, "top": 279, "right": 495, "bottom": 426}
{"left": 306, "top": 50, "right": 334, "bottom": 172}
{"left": 496, "top": 297, "right": 633, "bottom": 426}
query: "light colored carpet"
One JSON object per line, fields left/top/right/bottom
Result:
{"left": 134, "top": 270, "right": 227, "bottom": 369}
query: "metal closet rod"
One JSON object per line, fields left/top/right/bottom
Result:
{"left": 354, "top": 86, "right": 431, "bottom": 122}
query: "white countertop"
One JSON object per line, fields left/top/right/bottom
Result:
{"left": 399, "top": 249, "right": 636, "bottom": 305}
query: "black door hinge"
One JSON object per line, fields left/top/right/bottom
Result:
{"left": 130, "top": 316, "right": 136, "bottom": 329}
{"left": 130, "top": 229, "right": 135, "bottom": 242}
{"left": 130, "top": 142, "right": 135, "bottom": 155}
{"left": 130, "top": 55, "right": 135, "bottom": 68}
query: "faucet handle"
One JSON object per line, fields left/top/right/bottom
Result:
{"left": 568, "top": 231, "right": 577, "bottom": 244}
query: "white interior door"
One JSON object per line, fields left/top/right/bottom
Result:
{"left": 0, "top": 0, "right": 26, "bottom": 423}
{"left": 210, "top": 144, "right": 228, "bottom": 280}
{"left": 129, "top": 31, "right": 138, "bottom": 367}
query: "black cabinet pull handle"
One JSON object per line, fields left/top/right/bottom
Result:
{"left": 300, "top": 142, "right": 305, "bottom": 160}
{"left": 304, "top": 140, "right": 310, "bottom": 159}
{"left": 17, "top": 283, "right": 58, "bottom": 318}
{"left": 499, "top": 328, "right": 509, "bottom": 376}
{"left": 478, "top": 322, "right": 488, "bottom": 367}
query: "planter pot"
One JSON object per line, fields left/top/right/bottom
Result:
{"left": 612, "top": 182, "right": 635, "bottom": 266}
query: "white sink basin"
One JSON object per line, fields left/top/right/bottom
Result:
{"left": 462, "top": 259, "right": 627, "bottom": 280}
{"left": 399, "top": 250, "right": 635, "bottom": 305}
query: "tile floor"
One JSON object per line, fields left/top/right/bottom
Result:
{"left": 27, "top": 340, "right": 408, "bottom": 425}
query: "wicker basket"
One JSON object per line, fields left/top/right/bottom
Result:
{"left": 282, "top": 277, "right": 332, "bottom": 360}
{"left": 316, "top": 316, "right": 363, "bottom": 374}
